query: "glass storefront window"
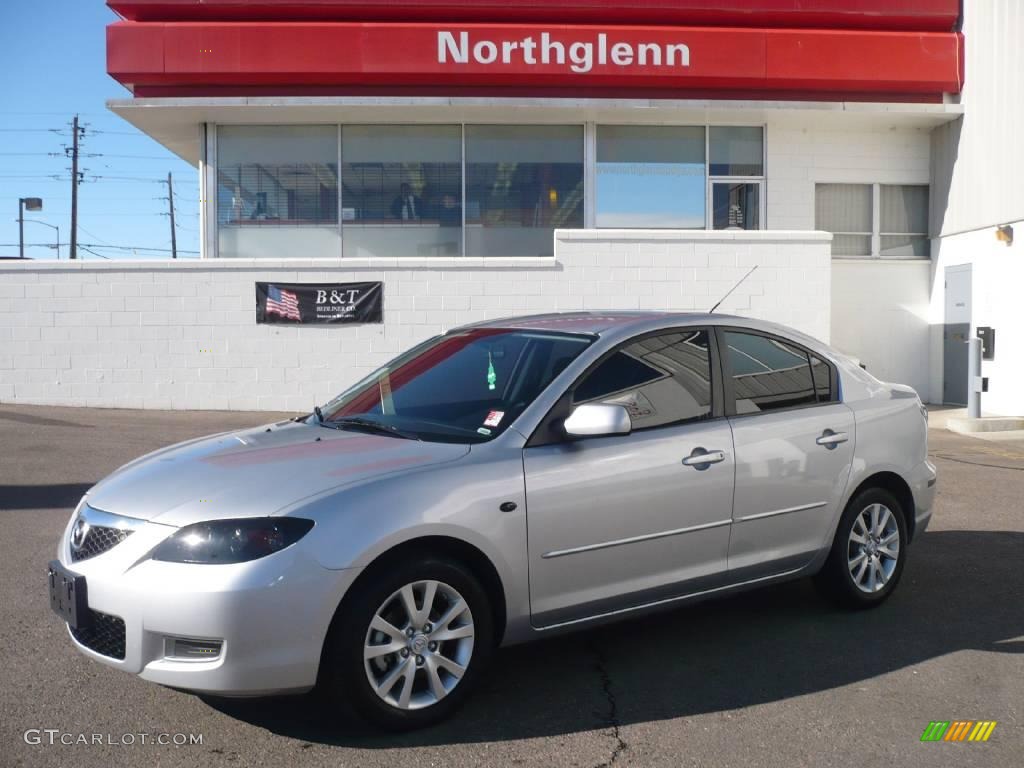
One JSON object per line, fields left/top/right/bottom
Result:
{"left": 709, "top": 127, "right": 764, "bottom": 176}
{"left": 712, "top": 182, "right": 760, "bottom": 230}
{"left": 341, "top": 125, "right": 462, "bottom": 258}
{"left": 217, "top": 125, "right": 340, "bottom": 259}
{"left": 465, "top": 125, "right": 584, "bottom": 257}
{"left": 212, "top": 123, "right": 776, "bottom": 257}
{"left": 596, "top": 126, "right": 705, "bottom": 229}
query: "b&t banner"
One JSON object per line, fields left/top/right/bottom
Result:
{"left": 255, "top": 282, "right": 383, "bottom": 325}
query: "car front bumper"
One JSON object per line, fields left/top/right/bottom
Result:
{"left": 909, "top": 459, "right": 937, "bottom": 542}
{"left": 56, "top": 515, "right": 361, "bottom": 696}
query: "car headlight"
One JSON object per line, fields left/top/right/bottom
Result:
{"left": 151, "top": 518, "right": 315, "bottom": 564}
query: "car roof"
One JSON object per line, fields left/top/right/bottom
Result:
{"left": 459, "top": 311, "right": 745, "bottom": 335}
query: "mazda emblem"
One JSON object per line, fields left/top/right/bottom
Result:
{"left": 70, "top": 517, "right": 90, "bottom": 551}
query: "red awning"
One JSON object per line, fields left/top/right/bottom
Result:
{"left": 107, "top": 21, "right": 963, "bottom": 99}
{"left": 107, "top": 1, "right": 960, "bottom": 32}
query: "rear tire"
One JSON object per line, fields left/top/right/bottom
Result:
{"left": 815, "top": 487, "right": 908, "bottom": 609}
{"left": 321, "top": 556, "right": 494, "bottom": 731}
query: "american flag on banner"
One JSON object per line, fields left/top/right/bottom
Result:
{"left": 266, "top": 285, "right": 301, "bottom": 321}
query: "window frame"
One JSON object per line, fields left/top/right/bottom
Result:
{"left": 815, "top": 182, "right": 930, "bottom": 260}
{"left": 707, "top": 177, "right": 765, "bottom": 231}
{"left": 526, "top": 325, "right": 726, "bottom": 447}
{"left": 713, "top": 326, "right": 840, "bottom": 419}
{"left": 210, "top": 121, "right": 769, "bottom": 257}
{"left": 593, "top": 123, "right": 709, "bottom": 231}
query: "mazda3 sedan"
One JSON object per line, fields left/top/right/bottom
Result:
{"left": 49, "top": 312, "right": 936, "bottom": 730}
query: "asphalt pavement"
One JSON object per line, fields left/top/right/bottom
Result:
{"left": 1, "top": 404, "right": 1021, "bottom": 767}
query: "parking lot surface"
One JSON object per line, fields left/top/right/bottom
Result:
{"left": 2, "top": 404, "right": 1022, "bottom": 767}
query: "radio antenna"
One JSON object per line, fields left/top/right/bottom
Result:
{"left": 709, "top": 265, "right": 757, "bottom": 313}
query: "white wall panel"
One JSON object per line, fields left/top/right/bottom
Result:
{"left": 0, "top": 230, "right": 830, "bottom": 411}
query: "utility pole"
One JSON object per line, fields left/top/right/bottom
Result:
{"left": 167, "top": 172, "right": 178, "bottom": 259}
{"left": 69, "top": 115, "right": 82, "bottom": 260}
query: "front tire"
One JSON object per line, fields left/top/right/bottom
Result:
{"left": 321, "top": 556, "right": 494, "bottom": 731}
{"left": 815, "top": 487, "right": 908, "bottom": 609}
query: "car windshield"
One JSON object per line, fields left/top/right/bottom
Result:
{"left": 318, "top": 328, "right": 594, "bottom": 443}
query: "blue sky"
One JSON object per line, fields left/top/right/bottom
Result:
{"left": 0, "top": 0, "right": 199, "bottom": 260}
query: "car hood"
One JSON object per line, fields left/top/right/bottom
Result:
{"left": 85, "top": 421, "right": 470, "bottom": 527}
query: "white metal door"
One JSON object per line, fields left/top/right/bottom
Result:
{"left": 943, "top": 264, "right": 972, "bottom": 405}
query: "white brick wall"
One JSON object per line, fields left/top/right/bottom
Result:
{"left": 0, "top": 230, "right": 831, "bottom": 411}
{"left": 766, "top": 124, "right": 931, "bottom": 230}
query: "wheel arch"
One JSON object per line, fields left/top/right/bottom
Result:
{"left": 845, "top": 471, "right": 917, "bottom": 542}
{"left": 321, "top": 535, "right": 508, "bottom": 669}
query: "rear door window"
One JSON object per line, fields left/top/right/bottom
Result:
{"left": 723, "top": 331, "right": 818, "bottom": 414}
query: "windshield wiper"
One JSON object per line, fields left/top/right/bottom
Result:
{"left": 324, "top": 417, "right": 421, "bottom": 441}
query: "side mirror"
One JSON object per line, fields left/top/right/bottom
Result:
{"left": 563, "top": 403, "right": 632, "bottom": 438}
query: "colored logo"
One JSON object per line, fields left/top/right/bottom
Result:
{"left": 266, "top": 285, "right": 301, "bottom": 321}
{"left": 920, "top": 721, "right": 997, "bottom": 742}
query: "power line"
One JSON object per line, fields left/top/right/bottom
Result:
{"left": 90, "top": 129, "right": 147, "bottom": 136}
{"left": 76, "top": 225, "right": 115, "bottom": 247}
{"left": 79, "top": 243, "right": 200, "bottom": 254}
{"left": 77, "top": 245, "right": 112, "bottom": 260}
{"left": 96, "top": 154, "right": 175, "bottom": 160}
{"left": 83, "top": 175, "right": 172, "bottom": 183}
{"left": 0, "top": 242, "right": 199, "bottom": 254}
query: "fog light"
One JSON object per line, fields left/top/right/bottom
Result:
{"left": 165, "top": 637, "right": 223, "bottom": 661}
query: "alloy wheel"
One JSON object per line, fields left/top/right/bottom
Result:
{"left": 363, "top": 579, "right": 475, "bottom": 710}
{"left": 847, "top": 503, "right": 901, "bottom": 594}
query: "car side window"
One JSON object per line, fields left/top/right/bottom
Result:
{"left": 723, "top": 331, "right": 819, "bottom": 414}
{"left": 573, "top": 330, "right": 713, "bottom": 429}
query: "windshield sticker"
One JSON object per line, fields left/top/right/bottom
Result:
{"left": 477, "top": 427, "right": 492, "bottom": 436}
{"left": 484, "top": 410, "right": 505, "bottom": 428}
{"left": 487, "top": 351, "right": 497, "bottom": 391}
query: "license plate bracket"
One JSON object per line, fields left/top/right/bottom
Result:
{"left": 48, "top": 560, "right": 90, "bottom": 630}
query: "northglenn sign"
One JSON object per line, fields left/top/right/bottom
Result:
{"left": 438, "top": 30, "right": 690, "bottom": 73}
{"left": 108, "top": 21, "right": 963, "bottom": 98}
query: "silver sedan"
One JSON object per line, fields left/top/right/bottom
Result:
{"left": 49, "top": 312, "right": 936, "bottom": 730}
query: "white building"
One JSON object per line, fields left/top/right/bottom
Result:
{"left": 0, "top": 0, "right": 1020, "bottom": 415}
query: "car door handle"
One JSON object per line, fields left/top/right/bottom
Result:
{"left": 816, "top": 430, "right": 849, "bottom": 448}
{"left": 682, "top": 448, "right": 727, "bottom": 469}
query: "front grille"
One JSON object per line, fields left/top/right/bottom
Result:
{"left": 71, "top": 525, "right": 132, "bottom": 562}
{"left": 70, "top": 609, "right": 126, "bottom": 660}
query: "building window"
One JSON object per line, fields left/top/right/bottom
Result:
{"left": 593, "top": 125, "right": 764, "bottom": 232}
{"left": 708, "top": 127, "right": 764, "bottom": 230}
{"left": 465, "top": 125, "right": 584, "bottom": 258}
{"left": 212, "top": 123, "right": 772, "bottom": 258}
{"left": 711, "top": 183, "right": 760, "bottom": 230}
{"left": 815, "top": 183, "right": 930, "bottom": 258}
{"left": 595, "top": 126, "right": 705, "bottom": 229}
{"left": 709, "top": 127, "right": 764, "bottom": 176}
{"left": 216, "top": 125, "right": 339, "bottom": 259}
{"left": 341, "top": 125, "right": 462, "bottom": 258}
{"left": 880, "top": 184, "right": 929, "bottom": 257}
{"left": 815, "top": 183, "right": 873, "bottom": 256}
